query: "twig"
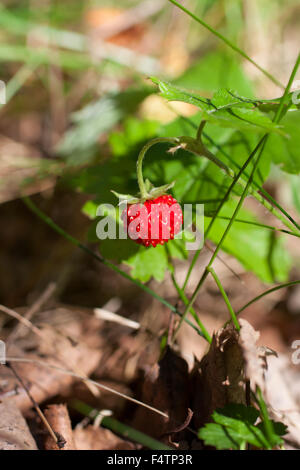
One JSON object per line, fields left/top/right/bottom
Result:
{"left": 5, "top": 356, "right": 169, "bottom": 419}
{"left": 0, "top": 304, "right": 45, "bottom": 341}
{"left": 7, "top": 282, "right": 56, "bottom": 345}
{"left": 6, "top": 362, "right": 58, "bottom": 446}
{"left": 94, "top": 308, "right": 140, "bottom": 330}
{"left": 44, "top": 404, "right": 75, "bottom": 450}
{"left": 2, "top": 301, "right": 100, "bottom": 398}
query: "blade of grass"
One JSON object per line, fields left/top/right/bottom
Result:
{"left": 182, "top": 136, "right": 267, "bottom": 291}
{"left": 171, "top": 113, "right": 300, "bottom": 292}
{"left": 254, "top": 387, "right": 274, "bottom": 450}
{"left": 170, "top": 111, "right": 300, "bottom": 237}
{"left": 205, "top": 215, "right": 300, "bottom": 239}
{"left": 201, "top": 131, "right": 300, "bottom": 234}
{"left": 170, "top": 271, "right": 212, "bottom": 343}
{"left": 208, "top": 267, "right": 240, "bottom": 330}
{"left": 236, "top": 280, "right": 300, "bottom": 315}
{"left": 176, "top": 53, "right": 300, "bottom": 338}
{"left": 71, "top": 399, "right": 171, "bottom": 450}
{"left": 176, "top": 136, "right": 268, "bottom": 337}
{"left": 168, "top": 0, "right": 284, "bottom": 89}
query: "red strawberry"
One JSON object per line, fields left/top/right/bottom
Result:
{"left": 122, "top": 194, "right": 183, "bottom": 248}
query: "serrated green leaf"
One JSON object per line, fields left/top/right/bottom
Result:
{"left": 198, "top": 422, "right": 242, "bottom": 450}
{"left": 152, "top": 78, "right": 283, "bottom": 135}
{"left": 215, "top": 403, "right": 260, "bottom": 424}
{"left": 199, "top": 404, "right": 287, "bottom": 450}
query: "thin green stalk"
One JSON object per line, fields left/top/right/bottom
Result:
{"left": 255, "top": 387, "right": 274, "bottom": 450}
{"left": 182, "top": 136, "right": 267, "bottom": 291}
{"left": 182, "top": 137, "right": 300, "bottom": 235}
{"left": 71, "top": 399, "right": 171, "bottom": 450}
{"left": 22, "top": 195, "right": 204, "bottom": 338}
{"left": 206, "top": 215, "right": 300, "bottom": 239}
{"left": 102, "top": 416, "right": 171, "bottom": 450}
{"left": 260, "top": 186, "right": 300, "bottom": 233}
{"left": 273, "top": 54, "right": 300, "bottom": 124}
{"left": 168, "top": 0, "right": 284, "bottom": 89}
{"left": 182, "top": 53, "right": 300, "bottom": 302}
{"left": 237, "top": 280, "right": 300, "bottom": 315}
{"left": 170, "top": 271, "right": 212, "bottom": 343}
{"left": 201, "top": 131, "right": 300, "bottom": 234}
{"left": 176, "top": 134, "right": 268, "bottom": 340}
{"left": 208, "top": 267, "right": 240, "bottom": 330}
{"left": 175, "top": 113, "right": 300, "bottom": 236}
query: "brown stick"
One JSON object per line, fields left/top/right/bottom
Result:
{"left": 44, "top": 404, "right": 75, "bottom": 450}
{"left": 7, "top": 362, "right": 58, "bottom": 446}
{"left": 7, "top": 282, "right": 56, "bottom": 345}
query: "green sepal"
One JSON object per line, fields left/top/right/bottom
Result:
{"left": 147, "top": 181, "right": 175, "bottom": 199}
{"left": 112, "top": 181, "right": 176, "bottom": 204}
{"left": 111, "top": 190, "right": 140, "bottom": 204}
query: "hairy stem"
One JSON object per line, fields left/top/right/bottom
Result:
{"left": 136, "top": 137, "right": 179, "bottom": 200}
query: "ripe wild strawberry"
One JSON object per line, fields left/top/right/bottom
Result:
{"left": 122, "top": 194, "right": 183, "bottom": 248}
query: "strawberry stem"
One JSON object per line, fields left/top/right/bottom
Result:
{"left": 136, "top": 137, "right": 180, "bottom": 201}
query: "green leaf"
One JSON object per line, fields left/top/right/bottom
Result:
{"left": 57, "top": 87, "right": 153, "bottom": 165}
{"left": 199, "top": 404, "right": 287, "bottom": 450}
{"left": 109, "top": 117, "right": 159, "bottom": 158}
{"left": 198, "top": 422, "right": 243, "bottom": 450}
{"left": 204, "top": 200, "right": 292, "bottom": 283}
{"left": 151, "top": 78, "right": 283, "bottom": 135}
{"left": 126, "top": 244, "right": 168, "bottom": 282}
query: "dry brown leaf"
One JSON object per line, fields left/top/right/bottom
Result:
{"left": 192, "top": 323, "right": 245, "bottom": 428}
{"left": 0, "top": 398, "right": 37, "bottom": 450}
{"left": 44, "top": 404, "right": 75, "bottom": 450}
{"left": 133, "top": 346, "right": 190, "bottom": 444}
{"left": 238, "top": 318, "right": 276, "bottom": 392}
{"left": 73, "top": 425, "right": 135, "bottom": 450}
{"left": 1, "top": 308, "right": 102, "bottom": 411}
{"left": 265, "top": 354, "right": 300, "bottom": 448}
